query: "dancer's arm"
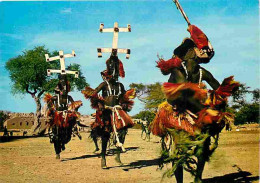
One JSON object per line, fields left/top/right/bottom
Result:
{"left": 119, "top": 82, "right": 126, "bottom": 95}
{"left": 95, "top": 82, "right": 106, "bottom": 94}
{"left": 168, "top": 68, "right": 187, "bottom": 83}
{"left": 68, "top": 95, "right": 74, "bottom": 103}
{"left": 201, "top": 67, "right": 220, "bottom": 90}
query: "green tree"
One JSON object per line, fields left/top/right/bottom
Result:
{"left": 130, "top": 82, "right": 165, "bottom": 111}
{"left": 0, "top": 111, "right": 10, "bottom": 129}
{"left": 231, "top": 83, "right": 250, "bottom": 106}
{"left": 133, "top": 110, "right": 156, "bottom": 123}
{"left": 252, "top": 88, "right": 260, "bottom": 103}
{"left": 5, "top": 46, "right": 88, "bottom": 134}
{"left": 234, "top": 103, "right": 259, "bottom": 125}
{"left": 230, "top": 83, "right": 259, "bottom": 125}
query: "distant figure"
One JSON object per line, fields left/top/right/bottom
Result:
{"left": 141, "top": 121, "right": 151, "bottom": 141}
{"left": 3, "top": 126, "right": 9, "bottom": 137}
{"left": 23, "top": 131, "right": 28, "bottom": 136}
{"left": 225, "top": 123, "right": 232, "bottom": 131}
{"left": 72, "top": 125, "right": 82, "bottom": 140}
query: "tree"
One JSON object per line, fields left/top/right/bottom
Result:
{"left": 230, "top": 83, "right": 259, "bottom": 125}
{"left": 231, "top": 83, "right": 250, "bottom": 106}
{"left": 130, "top": 82, "right": 165, "bottom": 125}
{"left": 130, "top": 82, "right": 165, "bottom": 111}
{"left": 133, "top": 110, "right": 156, "bottom": 123}
{"left": 252, "top": 88, "right": 260, "bottom": 103}
{"left": 5, "top": 46, "right": 88, "bottom": 134}
{"left": 234, "top": 103, "right": 259, "bottom": 125}
{"left": 0, "top": 111, "right": 10, "bottom": 129}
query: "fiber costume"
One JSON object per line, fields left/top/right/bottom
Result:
{"left": 82, "top": 81, "right": 135, "bottom": 134}
{"left": 82, "top": 52, "right": 136, "bottom": 168}
{"left": 43, "top": 47, "right": 82, "bottom": 159}
{"left": 151, "top": 24, "right": 239, "bottom": 183}
{"left": 44, "top": 75, "right": 83, "bottom": 159}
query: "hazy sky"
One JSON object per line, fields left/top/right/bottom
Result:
{"left": 0, "top": 0, "right": 259, "bottom": 115}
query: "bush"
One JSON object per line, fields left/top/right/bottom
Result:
{"left": 234, "top": 103, "right": 259, "bottom": 125}
{"left": 0, "top": 111, "right": 9, "bottom": 129}
{"left": 133, "top": 110, "right": 155, "bottom": 123}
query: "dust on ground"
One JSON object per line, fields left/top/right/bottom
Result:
{"left": 0, "top": 128, "right": 259, "bottom": 183}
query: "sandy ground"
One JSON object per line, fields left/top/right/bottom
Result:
{"left": 0, "top": 128, "right": 259, "bottom": 183}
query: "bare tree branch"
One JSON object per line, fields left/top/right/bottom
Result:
{"left": 26, "top": 85, "right": 37, "bottom": 97}
{"left": 37, "top": 90, "right": 45, "bottom": 98}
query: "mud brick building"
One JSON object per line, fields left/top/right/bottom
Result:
{"left": 3, "top": 112, "right": 49, "bottom": 131}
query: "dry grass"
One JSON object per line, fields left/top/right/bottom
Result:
{"left": 0, "top": 127, "right": 259, "bottom": 183}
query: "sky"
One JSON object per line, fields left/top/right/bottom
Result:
{"left": 0, "top": 0, "right": 259, "bottom": 115}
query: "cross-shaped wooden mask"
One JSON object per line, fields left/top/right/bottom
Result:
{"left": 97, "top": 22, "right": 131, "bottom": 59}
{"left": 45, "top": 50, "right": 79, "bottom": 78}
